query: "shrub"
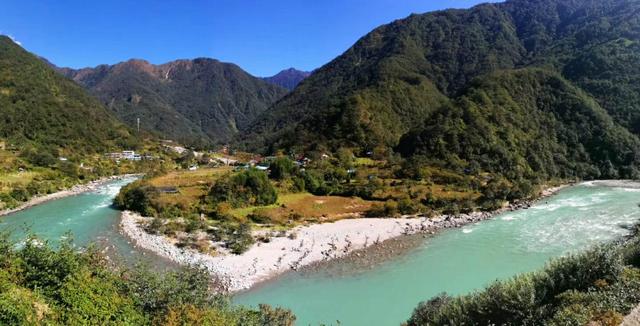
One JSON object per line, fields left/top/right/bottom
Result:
{"left": 248, "top": 208, "right": 273, "bottom": 224}
{"left": 20, "top": 147, "right": 57, "bottom": 167}
{"left": 269, "top": 157, "right": 296, "bottom": 180}
{"left": 407, "top": 244, "right": 627, "bottom": 326}
{"left": 114, "top": 181, "right": 158, "bottom": 216}
{"left": 226, "top": 223, "right": 255, "bottom": 254}
{"left": 10, "top": 186, "right": 30, "bottom": 203}
{"left": 59, "top": 270, "right": 147, "bottom": 325}
{"left": 209, "top": 170, "right": 277, "bottom": 208}
{"left": 366, "top": 200, "right": 400, "bottom": 217}
{"left": 0, "top": 233, "right": 296, "bottom": 325}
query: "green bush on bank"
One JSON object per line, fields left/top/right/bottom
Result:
{"left": 407, "top": 230, "right": 640, "bottom": 326}
{"left": 0, "top": 232, "right": 295, "bottom": 325}
{"left": 114, "top": 180, "right": 159, "bottom": 216}
{"left": 209, "top": 169, "right": 277, "bottom": 208}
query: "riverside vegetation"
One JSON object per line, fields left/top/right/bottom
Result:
{"left": 0, "top": 232, "right": 294, "bottom": 325}
{"left": 114, "top": 150, "right": 557, "bottom": 255}
{"left": 406, "top": 225, "right": 640, "bottom": 326}
{"left": 5, "top": 0, "right": 640, "bottom": 323}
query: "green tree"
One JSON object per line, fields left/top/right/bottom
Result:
{"left": 268, "top": 157, "right": 296, "bottom": 180}
{"left": 209, "top": 170, "right": 277, "bottom": 208}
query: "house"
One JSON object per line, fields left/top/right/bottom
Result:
{"left": 122, "top": 150, "right": 135, "bottom": 160}
{"left": 217, "top": 157, "right": 238, "bottom": 166}
{"left": 107, "top": 150, "right": 141, "bottom": 161}
{"left": 107, "top": 152, "right": 123, "bottom": 160}
{"left": 255, "top": 165, "right": 269, "bottom": 171}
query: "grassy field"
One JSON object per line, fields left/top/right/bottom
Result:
{"left": 146, "top": 165, "right": 378, "bottom": 225}
{"left": 148, "top": 167, "right": 232, "bottom": 208}
{"left": 229, "top": 192, "right": 375, "bottom": 224}
{"left": 141, "top": 159, "right": 484, "bottom": 229}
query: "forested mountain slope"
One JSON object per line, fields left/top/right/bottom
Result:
{"left": 397, "top": 69, "right": 640, "bottom": 181}
{"left": 240, "top": 0, "right": 640, "bottom": 178}
{"left": 0, "top": 36, "right": 136, "bottom": 153}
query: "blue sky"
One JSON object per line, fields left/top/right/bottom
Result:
{"left": 1, "top": 0, "right": 496, "bottom": 76}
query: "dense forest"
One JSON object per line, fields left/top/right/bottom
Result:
{"left": 0, "top": 36, "right": 137, "bottom": 153}
{"left": 397, "top": 69, "right": 640, "bottom": 181}
{"left": 239, "top": 0, "right": 640, "bottom": 183}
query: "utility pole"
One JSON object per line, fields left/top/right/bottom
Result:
{"left": 137, "top": 118, "right": 140, "bottom": 133}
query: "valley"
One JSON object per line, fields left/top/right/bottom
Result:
{"left": 3, "top": 0, "right": 640, "bottom": 324}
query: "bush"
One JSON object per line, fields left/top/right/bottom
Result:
{"left": 59, "top": 270, "right": 147, "bottom": 324}
{"left": 21, "top": 147, "right": 57, "bottom": 167}
{"left": 0, "top": 233, "right": 296, "bottom": 325}
{"left": 407, "top": 244, "right": 627, "bottom": 326}
{"left": 226, "top": 223, "right": 255, "bottom": 254}
{"left": 209, "top": 169, "right": 277, "bottom": 208}
{"left": 10, "top": 186, "right": 30, "bottom": 202}
{"left": 366, "top": 200, "right": 400, "bottom": 217}
{"left": 269, "top": 157, "right": 296, "bottom": 180}
{"left": 114, "top": 181, "right": 158, "bottom": 216}
{"left": 248, "top": 208, "right": 273, "bottom": 224}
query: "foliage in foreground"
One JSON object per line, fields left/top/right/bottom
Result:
{"left": 0, "top": 233, "right": 294, "bottom": 325}
{"left": 407, "top": 229, "right": 640, "bottom": 326}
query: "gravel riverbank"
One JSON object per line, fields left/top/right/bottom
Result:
{"left": 120, "top": 184, "right": 567, "bottom": 293}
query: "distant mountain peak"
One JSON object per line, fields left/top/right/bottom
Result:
{"left": 263, "top": 68, "right": 311, "bottom": 91}
{"left": 57, "top": 57, "right": 288, "bottom": 146}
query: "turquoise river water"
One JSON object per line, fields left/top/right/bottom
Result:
{"left": 0, "top": 177, "right": 161, "bottom": 266}
{"left": 235, "top": 183, "right": 640, "bottom": 325}
{"left": 1, "top": 179, "right": 639, "bottom": 325}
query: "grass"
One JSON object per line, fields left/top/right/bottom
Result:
{"left": 148, "top": 167, "right": 232, "bottom": 188}
{"left": 374, "top": 181, "right": 480, "bottom": 202}
{"left": 0, "top": 171, "right": 42, "bottom": 192}
{"left": 148, "top": 167, "right": 232, "bottom": 208}
{"left": 353, "top": 157, "right": 377, "bottom": 166}
{"left": 230, "top": 192, "right": 375, "bottom": 225}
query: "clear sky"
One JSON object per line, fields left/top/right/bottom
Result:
{"left": 1, "top": 0, "right": 497, "bottom": 77}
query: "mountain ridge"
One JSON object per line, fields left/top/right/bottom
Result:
{"left": 262, "top": 68, "right": 311, "bottom": 90}
{"left": 60, "top": 57, "right": 288, "bottom": 147}
{"left": 238, "top": 0, "right": 640, "bottom": 179}
{"left": 0, "top": 35, "right": 137, "bottom": 154}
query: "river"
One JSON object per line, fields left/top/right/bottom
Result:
{"left": 234, "top": 183, "right": 640, "bottom": 325}
{"left": 1, "top": 179, "right": 638, "bottom": 325}
{"left": 0, "top": 177, "right": 165, "bottom": 267}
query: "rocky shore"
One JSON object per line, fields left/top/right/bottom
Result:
{"left": 0, "top": 174, "right": 140, "bottom": 217}
{"left": 120, "top": 184, "right": 567, "bottom": 293}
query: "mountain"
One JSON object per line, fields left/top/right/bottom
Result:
{"left": 0, "top": 35, "right": 136, "bottom": 153}
{"left": 397, "top": 69, "right": 640, "bottom": 180}
{"left": 240, "top": 0, "right": 640, "bottom": 179}
{"left": 61, "top": 59, "right": 288, "bottom": 147}
{"left": 262, "top": 68, "right": 311, "bottom": 90}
